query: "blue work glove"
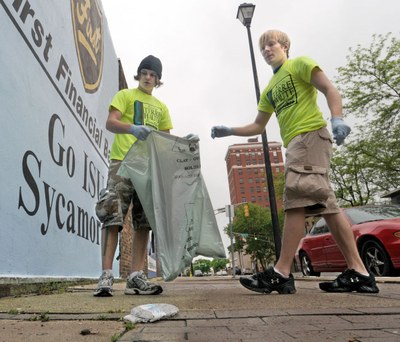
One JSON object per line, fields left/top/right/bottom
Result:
{"left": 184, "top": 133, "right": 200, "bottom": 141}
{"left": 128, "top": 125, "right": 152, "bottom": 141}
{"left": 211, "top": 126, "right": 233, "bottom": 139}
{"left": 331, "top": 117, "right": 351, "bottom": 146}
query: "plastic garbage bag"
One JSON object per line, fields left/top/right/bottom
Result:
{"left": 124, "top": 303, "right": 179, "bottom": 323}
{"left": 118, "top": 131, "right": 226, "bottom": 281}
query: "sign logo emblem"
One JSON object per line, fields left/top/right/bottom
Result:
{"left": 71, "top": 0, "right": 103, "bottom": 93}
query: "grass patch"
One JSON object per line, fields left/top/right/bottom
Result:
{"left": 110, "top": 320, "right": 136, "bottom": 341}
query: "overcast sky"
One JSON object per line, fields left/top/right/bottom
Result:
{"left": 101, "top": 0, "right": 400, "bottom": 252}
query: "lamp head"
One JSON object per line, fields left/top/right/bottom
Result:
{"left": 236, "top": 3, "right": 255, "bottom": 26}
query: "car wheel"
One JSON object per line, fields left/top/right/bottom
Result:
{"left": 299, "top": 252, "right": 321, "bottom": 276}
{"left": 361, "top": 240, "right": 393, "bottom": 276}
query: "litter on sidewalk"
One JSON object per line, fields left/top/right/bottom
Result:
{"left": 124, "top": 303, "right": 179, "bottom": 323}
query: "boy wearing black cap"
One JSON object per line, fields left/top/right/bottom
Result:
{"left": 94, "top": 55, "right": 173, "bottom": 297}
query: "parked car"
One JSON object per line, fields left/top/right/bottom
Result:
{"left": 295, "top": 205, "right": 400, "bottom": 277}
{"left": 194, "top": 270, "right": 203, "bottom": 277}
{"left": 242, "top": 268, "right": 253, "bottom": 275}
{"left": 234, "top": 267, "right": 241, "bottom": 275}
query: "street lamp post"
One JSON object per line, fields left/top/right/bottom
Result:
{"left": 236, "top": 3, "right": 282, "bottom": 260}
{"left": 226, "top": 204, "right": 235, "bottom": 278}
{"left": 215, "top": 204, "right": 236, "bottom": 278}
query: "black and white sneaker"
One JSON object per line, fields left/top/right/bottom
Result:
{"left": 239, "top": 266, "right": 296, "bottom": 294}
{"left": 319, "top": 269, "right": 379, "bottom": 293}
{"left": 93, "top": 270, "right": 114, "bottom": 297}
{"left": 124, "top": 271, "right": 163, "bottom": 295}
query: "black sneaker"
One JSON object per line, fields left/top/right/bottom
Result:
{"left": 319, "top": 269, "right": 379, "bottom": 293}
{"left": 239, "top": 267, "right": 296, "bottom": 294}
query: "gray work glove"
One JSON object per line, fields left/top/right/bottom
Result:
{"left": 128, "top": 125, "right": 152, "bottom": 140}
{"left": 184, "top": 133, "right": 200, "bottom": 141}
{"left": 211, "top": 126, "right": 233, "bottom": 139}
{"left": 331, "top": 117, "right": 351, "bottom": 146}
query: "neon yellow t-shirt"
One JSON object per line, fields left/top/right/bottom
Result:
{"left": 109, "top": 88, "right": 173, "bottom": 160}
{"left": 258, "top": 56, "right": 327, "bottom": 147}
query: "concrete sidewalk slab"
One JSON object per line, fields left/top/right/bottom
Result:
{"left": 0, "top": 276, "right": 399, "bottom": 341}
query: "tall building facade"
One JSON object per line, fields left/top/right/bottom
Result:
{"left": 225, "top": 137, "right": 284, "bottom": 208}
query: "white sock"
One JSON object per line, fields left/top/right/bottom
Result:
{"left": 274, "top": 267, "right": 289, "bottom": 278}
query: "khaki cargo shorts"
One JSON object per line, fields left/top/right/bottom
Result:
{"left": 283, "top": 127, "right": 340, "bottom": 216}
{"left": 95, "top": 160, "right": 150, "bottom": 231}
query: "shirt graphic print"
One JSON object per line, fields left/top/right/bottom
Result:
{"left": 133, "top": 100, "right": 163, "bottom": 129}
{"left": 267, "top": 74, "right": 298, "bottom": 116}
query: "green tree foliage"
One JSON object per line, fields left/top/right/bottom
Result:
{"left": 210, "top": 258, "right": 229, "bottom": 272}
{"left": 193, "top": 258, "right": 211, "bottom": 274}
{"left": 330, "top": 144, "right": 373, "bottom": 206}
{"left": 225, "top": 203, "right": 281, "bottom": 271}
{"left": 331, "top": 32, "right": 400, "bottom": 204}
{"left": 272, "top": 172, "right": 285, "bottom": 203}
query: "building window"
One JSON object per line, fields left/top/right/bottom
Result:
{"left": 239, "top": 178, "right": 243, "bottom": 184}
{"left": 241, "top": 198, "right": 246, "bottom": 203}
{"left": 250, "top": 187, "right": 254, "bottom": 193}
{"left": 248, "top": 178, "right": 253, "bottom": 183}
{"left": 263, "top": 186, "right": 267, "bottom": 192}
{"left": 240, "top": 187, "right": 245, "bottom": 194}
{"left": 251, "top": 197, "right": 256, "bottom": 202}
{"left": 257, "top": 186, "right": 261, "bottom": 192}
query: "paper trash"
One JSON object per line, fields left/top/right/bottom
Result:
{"left": 124, "top": 303, "right": 179, "bottom": 323}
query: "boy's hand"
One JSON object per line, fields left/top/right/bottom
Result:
{"left": 128, "top": 125, "right": 152, "bottom": 140}
{"left": 211, "top": 126, "right": 233, "bottom": 139}
{"left": 184, "top": 133, "right": 200, "bottom": 141}
{"left": 331, "top": 118, "right": 351, "bottom": 145}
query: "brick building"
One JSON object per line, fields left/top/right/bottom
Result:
{"left": 225, "top": 137, "right": 284, "bottom": 207}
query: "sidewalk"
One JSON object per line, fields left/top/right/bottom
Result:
{"left": 0, "top": 275, "right": 400, "bottom": 341}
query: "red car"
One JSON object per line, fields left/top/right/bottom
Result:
{"left": 295, "top": 205, "right": 400, "bottom": 277}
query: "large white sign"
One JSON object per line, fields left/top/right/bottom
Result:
{"left": 0, "top": 0, "right": 117, "bottom": 277}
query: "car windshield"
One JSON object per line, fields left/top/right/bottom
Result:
{"left": 345, "top": 206, "right": 400, "bottom": 225}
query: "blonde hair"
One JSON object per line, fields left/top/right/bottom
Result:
{"left": 259, "top": 30, "right": 291, "bottom": 57}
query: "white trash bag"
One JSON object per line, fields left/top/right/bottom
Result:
{"left": 118, "top": 131, "right": 226, "bottom": 281}
{"left": 124, "top": 303, "right": 179, "bottom": 323}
